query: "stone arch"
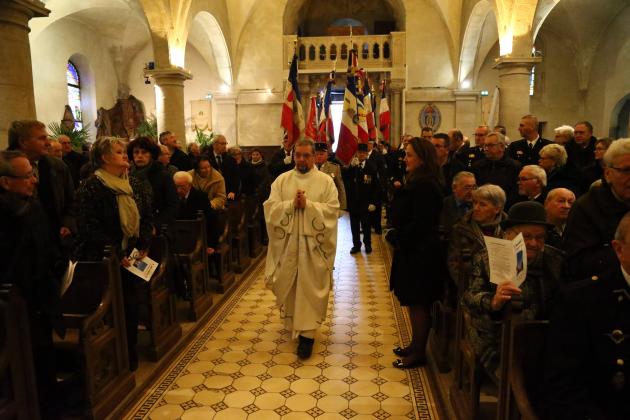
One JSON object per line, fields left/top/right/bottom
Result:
{"left": 190, "top": 11, "right": 233, "bottom": 86}
{"left": 458, "top": 0, "right": 496, "bottom": 86}
{"left": 609, "top": 93, "right": 630, "bottom": 138}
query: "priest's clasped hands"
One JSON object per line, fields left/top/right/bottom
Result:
{"left": 294, "top": 189, "right": 306, "bottom": 209}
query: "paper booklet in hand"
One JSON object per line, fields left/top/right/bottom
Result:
{"left": 483, "top": 233, "right": 527, "bottom": 287}
{"left": 124, "top": 248, "right": 159, "bottom": 282}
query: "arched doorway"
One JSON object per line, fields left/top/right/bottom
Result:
{"left": 610, "top": 93, "right": 630, "bottom": 138}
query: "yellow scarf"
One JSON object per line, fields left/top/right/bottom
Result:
{"left": 94, "top": 169, "right": 140, "bottom": 241}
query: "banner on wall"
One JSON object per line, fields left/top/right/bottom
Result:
{"left": 191, "top": 99, "right": 212, "bottom": 132}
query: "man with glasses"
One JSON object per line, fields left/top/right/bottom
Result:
{"left": 517, "top": 164, "right": 548, "bottom": 204}
{"left": 440, "top": 171, "right": 477, "bottom": 232}
{"left": 566, "top": 121, "right": 597, "bottom": 170}
{"left": 472, "top": 131, "right": 521, "bottom": 208}
{"left": 509, "top": 114, "right": 552, "bottom": 166}
{"left": 564, "top": 138, "right": 630, "bottom": 280}
{"left": 264, "top": 139, "right": 339, "bottom": 359}
{"left": 7, "top": 120, "right": 75, "bottom": 245}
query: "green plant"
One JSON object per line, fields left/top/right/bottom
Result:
{"left": 194, "top": 127, "right": 215, "bottom": 149}
{"left": 136, "top": 115, "right": 158, "bottom": 139}
{"left": 48, "top": 121, "right": 90, "bottom": 151}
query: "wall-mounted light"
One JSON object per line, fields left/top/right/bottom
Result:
{"left": 461, "top": 80, "right": 471, "bottom": 89}
{"left": 480, "top": 90, "right": 489, "bottom": 97}
{"left": 205, "top": 93, "right": 213, "bottom": 100}
{"left": 220, "top": 83, "right": 231, "bottom": 94}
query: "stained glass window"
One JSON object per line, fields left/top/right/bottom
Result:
{"left": 66, "top": 61, "right": 83, "bottom": 129}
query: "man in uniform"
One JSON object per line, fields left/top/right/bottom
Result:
{"left": 314, "top": 142, "right": 346, "bottom": 212}
{"left": 508, "top": 114, "right": 552, "bottom": 166}
{"left": 264, "top": 139, "right": 339, "bottom": 359}
{"left": 367, "top": 139, "right": 387, "bottom": 234}
{"left": 544, "top": 211, "right": 630, "bottom": 419}
{"left": 344, "top": 143, "right": 379, "bottom": 254}
{"left": 455, "top": 126, "right": 486, "bottom": 168}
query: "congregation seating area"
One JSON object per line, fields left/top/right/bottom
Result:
{"left": 0, "top": 194, "right": 268, "bottom": 420}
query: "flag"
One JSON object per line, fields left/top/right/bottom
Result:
{"left": 356, "top": 69, "right": 369, "bottom": 145}
{"left": 281, "top": 53, "right": 304, "bottom": 148}
{"left": 363, "top": 73, "right": 377, "bottom": 141}
{"left": 379, "top": 80, "right": 391, "bottom": 142}
{"left": 317, "top": 70, "right": 335, "bottom": 147}
{"left": 305, "top": 96, "right": 318, "bottom": 139}
{"left": 336, "top": 49, "right": 359, "bottom": 166}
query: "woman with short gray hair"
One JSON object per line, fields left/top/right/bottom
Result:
{"left": 539, "top": 143, "right": 580, "bottom": 193}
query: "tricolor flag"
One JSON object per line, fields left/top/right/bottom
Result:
{"left": 363, "top": 73, "right": 377, "bottom": 141}
{"left": 336, "top": 49, "right": 359, "bottom": 166}
{"left": 356, "top": 69, "right": 369, "bottom": 145}
{"left": 317, "top": 70, "right": 335, "bottom": 147}
{"left": 305, "top": 96, "right": 318, "bottom": 139}
{"left": 281, "top": 53, "right": 304, "bottom": 148}
{"left": 379, "top": 80, "right": 391, "bottom": 142}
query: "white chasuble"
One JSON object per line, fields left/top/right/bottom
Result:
{"left": 263, "top": 167, "right": 339, "bottom": 338}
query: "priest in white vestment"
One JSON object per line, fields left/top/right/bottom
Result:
{"left": 264, "top": 139, "right": 339, "bottom": 358}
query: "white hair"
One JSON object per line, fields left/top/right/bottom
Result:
{"left": 486, "top": 132, "right": 506, "bottom": 146}
{"left": 554, "top": 125, "right": 574, "bottom": 139}
{"left": 523, "top": 164, "right": 547, "bottom": 187}
{"left": 540, "top": 144, "right": 568, "bottom": 167}
{"left": 173, "top": 171, "right": 193, "bottom": 184}
{"left": 603, "top": 138, "right": 630, "bottom": 167}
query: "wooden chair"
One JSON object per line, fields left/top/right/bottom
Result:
{"left": 245, "top": 195, "right": 263, "bottom": 258}
{"left": 137, "top": 227, "right": 182, "bottom": 361}
{"left": 54, "top": 249, "right": 135, "bottom": 420}
{"left": 227, "top": 200, "right": 251, "bottom": 273}
{"left": 208, "top": 209, "right": 235, "bottom": 293}
{"left": 0, "top": 285, "right": 40, "bottom": 420}
{"left": 173, "top": 213, "right": 213, "bottom": 321}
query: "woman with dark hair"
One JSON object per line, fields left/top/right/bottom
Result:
{"left": 74, "top": 137, "right": 153, "bottom": 370}
{"left": 386, "top": 137, "right": 446, "bottom": 368}
{"left": 128, "top": 136, "right": 178, "bottom": 229}
{"left": 188, "top": 156, "right": 226, "bottom": 210}
{"left": 249, "top": 148, "right": 271, "bottom": 200}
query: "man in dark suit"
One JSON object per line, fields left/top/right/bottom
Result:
{"left": 516, "top": 164, "right": 548, "bottom": 204}
{"left": 206, "top": 135, "right": 240, "bottom": 201}
{"left": 508, "top": 114, "right": 552, "bottom": 166}
{"left": 565, "top": 121, "right": 597, "bottom": 170}
{"left": 344, "top": 143, "right": 379, "bottom": 254}
{"left": 269, "top": 134, "right": 294, "bottom": 179}
{"left": 58, "top": 134, "right": 87, "bottom": 187}
{"left": 544, "top": 211, "right": 630, "bottom": 420}
{"left": 160, "top": 131, "right": 192, "bottom": 171}
{"left": 367, "top": 140, "right": 387, "bottom": 234}
{"left": 173, "top": 171, "right": 219, "bottom": 251}
{"left": 440, "top": 171, "right": 476, "bottom": 233}
{"left": 7, "top": 120, "right": 76, "bottom": 246}
{"left": 454, "top": 126, "right": 486, "bottom": 168}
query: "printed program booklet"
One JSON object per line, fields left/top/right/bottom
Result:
{"left": 483, "top": 233, "right": 527, "bottom": 287}
{"left": 124, "top": 248, "right": 159, "bottom": 282}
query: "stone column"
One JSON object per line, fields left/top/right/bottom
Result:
{"left": 390, "top": 79, "right": 405, "bottom": 149}
{"left": 454, "top": 90, "right": 480, "bottom": 139}
{"left": 146, "top": 67, "right": 192, "bottom": 145}
{"left": 0, "top": 0, "right": 49, "bottom": 148}
{"left": 493, "top": 57, "right": 541, "bottom": 139}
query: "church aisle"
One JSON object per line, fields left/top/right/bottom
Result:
{"left": 124, "top": 215, "right": 440, "bottom": 419}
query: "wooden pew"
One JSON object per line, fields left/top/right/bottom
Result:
{"left": 137, "top": 228, "right": 182, "bottom": 361}
{"left": 54, "top": 250, "right": 135, "bottom": 420}
{"left": 245, "top": 194, "right": 263, "bottom": 258}
{"left": 208, "top": 209, "right": 235, "bottom": 293}
{"left": 173, "top": 213, "right": 213, "bottom": 321}
{"left": 0, "top": 285, "right": 40, "bottom": 420}
{"left": 227, "top": 199, "right": 251, "bottom": 273}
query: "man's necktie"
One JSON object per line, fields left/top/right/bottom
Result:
{"left": 217, "top": 155, "right": 223, "bottom": 170}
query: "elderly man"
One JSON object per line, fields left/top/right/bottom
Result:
{"left": 7, "top": 120, "right": 75, "bottom": 244}
{"left": 544, "top": 188, "right": 575, "bottom": 249}
{"left": 0, "top": 150, "right": 65, "bottom": 417}
{"left": 553, "top": 125, "right": 575, "bottom": 146}
{"left": 472, "top": 132, "right": 522, "bottom": 208}
{"left": 58, "top": 134, "right": 87, "bottom": 187}
{"left": 563, "top": 138, "right": 630, "bottom": 280}
{"left": 160, "top": 130, "right": 192, "bottom": 171}
{"left": 269, "top": 134, "right": 295, "bottom": 179}
{"left": 314, "top": 142, "right": 346, "bottom": 211}
{"left": 544, "top": 211, "right": 630, "bottom": 419}
{"left": 206, "top": 135, "right": 240, "bottom": 200}
{"left": 566, "top": 121, "right": 597, "bottom": 170}
{"left": 48, "top": 139, "right": 63, "bottom": 159}
{"left": 173, "top": 171, "right": 218, "bottom": 254}
{"left": 158, "top": 144, "right": 178, "bottom": 177}
{"left": 440, "top": 171, "right": 476, "bottom": 232}
{"left": 509, "top": 114, "right": 552, "bottom": 166}
{"left": 517, "top": 164, "right": 548, "bottom": 204}
{"left": 462, "top": 201, "right": 563, "bottom": 379}
{"left": 264, "top": 139, "right": 339, "bottom": 359}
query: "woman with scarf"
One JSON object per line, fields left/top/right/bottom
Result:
{"left": 128, "top": 136, "right": 178, "bottom": 230}
{"left": 74, "top": 137, "right": 153, "bottom": 370}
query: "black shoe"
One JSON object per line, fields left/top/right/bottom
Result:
{"left": 393, "top": 346, "right": 411, "bottom": 357}
{"left": 365, "top": 246, "right": 372, "bottom": 254}
{"left": 297, "top": 335, "right": 314, "bottom": 359}
{"left": 350, "top": 247, "right": 361, "bottom": 254}
{"left": 392, "top": 355, "right": 427, "bottom": 369}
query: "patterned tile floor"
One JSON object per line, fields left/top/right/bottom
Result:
{"left": 124, "top": 215, "right": 440, "bottom": 419}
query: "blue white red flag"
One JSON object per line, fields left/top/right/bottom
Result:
{"left": 281, "top": 53, "right": 304, "bottom": 148}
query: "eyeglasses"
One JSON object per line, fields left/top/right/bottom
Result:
{"left": 474, "top": 133, "right": 486, "bottom": 137}
{"left": 461, "top": 184, "right": 477, "bottom": 191}
{"left": 609, "top": 166, "right": 630, "bottom": 175}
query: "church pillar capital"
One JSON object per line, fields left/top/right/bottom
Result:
{"left": 145, "top": 67, "right": 193, "bottom": 145}
{"left": 0, "top": 0, "right": 49, "bottom": 148}
{"left": 493, "top": 56, "right": 542, "bottom": 139}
